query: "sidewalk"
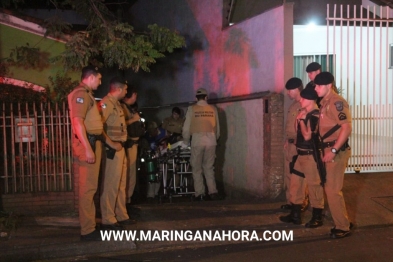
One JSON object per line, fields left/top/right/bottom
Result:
{"left": 1, "top": 172, "right": 393, "bottom": 261}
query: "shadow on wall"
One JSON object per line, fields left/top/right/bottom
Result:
{"left": 215, "top": 100, "right": 249, "bottom": 199}
{"left": 214, "top": 102, "right": 227, "bottom": 197}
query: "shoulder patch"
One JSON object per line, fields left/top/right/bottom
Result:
{"left": 76, "top": 97, "right": 84, "bottom": 103}
{"left": 334, "top": 101, "right": 344, "bottom": 111}
{"left": 101, "top": 103, "right": 107, "bottom": 109}
{"left": 338, "top": 112, "right": 347, "bottom": 120}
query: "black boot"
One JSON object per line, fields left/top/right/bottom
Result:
{"left": 305, "top": 208, "right": 323, "bottom": 228}
{"left": 279, "top": 204, "right": 302, "bottom": 225}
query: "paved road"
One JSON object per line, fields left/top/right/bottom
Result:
{"left": 54, "top": 224, "right": 393, "bottom": 262}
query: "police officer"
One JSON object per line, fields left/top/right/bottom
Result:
{"left": 314, "top": 72, "right": 352, "bottom": 238}
{"left": 99, "top": 76, "right": 135, "bottom": 229}
{"left": 294, "top": 86, "right": 324, "bottom": 228}
{"left": 182, "top": 88, "right": 221, "bottom": 201}
{"left": 162, "top": 107, "right": 184, "bottom": 143}
{"left": 281, "top": 78, "right": 309, "bottom": 213}
{"left": 121, "top": 89, "right": 140, "bottom": 208}
{"left": 305, "top": 62, "right": 322, "bottom": 107}
{"left": 68, "top": 66, "right": 103, "bottom": 241}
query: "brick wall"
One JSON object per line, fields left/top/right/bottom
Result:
{"left": 1, "top": 191, "right": 75, "bottom": 215}
{"left": 263, "top": 93, "right": 285, "bottom": 198}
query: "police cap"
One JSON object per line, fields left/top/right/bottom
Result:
{"left": 300, "top": 85, "right": 318, "bottom": 100}
{"left": 306, "top": 62, "right": 321, "bottom": 73}
{"left": 285, "top": 77, "right": 302, "bottom": 90}
{"left": 196, "top": 88, "right": 208, "bottom": 95}
{"left": 314, "top": 72, "right": 334, "bottom": 85}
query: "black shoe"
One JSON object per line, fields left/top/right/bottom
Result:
{"left": 279, "top": 213, "right": 302, "bottom": 225}
{"left": 118, "top": 219, "right": 137, "bottom": 226}
{"left": 80, "top": 230, "right": 102, "bottom": 241}
{"left": 193, "top": 195, "right": 206, "bottom": 201}
{"left": 330, "top": 228, "right": 351, "bottom": 239}
{"left": 101, "top": 222, "right": 123, "bottom": 230}
{"left": 305, "top": 208, "right": 323, "bottom": 228}
{"left": 209, "top": 193, "right": 223, "bottom": 201}
{"left": 280, "top": 204, "right": 292, "bottom": 210}
{"left": 305, "top": 219, "right": 323, "bottom": 228}
{"left": 331, "top": 222, "right": 354, "bottom": 233}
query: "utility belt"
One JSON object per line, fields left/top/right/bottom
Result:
{"left": 321, "top": 140, "right": 350, "bottom": 152}
{"left": 75, "top": 133, "right": 104, "bottom": 152}
{"left": 296, "top": 149, "right": 314, "bottom": 155}
{"left": 125, "top": 139, "right": 139, "bottom": 149}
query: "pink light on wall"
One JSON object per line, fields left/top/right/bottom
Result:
{"left": 187, "top": 0, "right": 251, "bottom": 97}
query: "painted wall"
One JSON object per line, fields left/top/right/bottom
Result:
{"left": 127, "top": 0, "right": 293, "bottom": 197}
{"left": 0, "top": 23, "right": 79, "bottom": 88}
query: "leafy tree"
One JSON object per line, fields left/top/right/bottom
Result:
{"left": 1, "top": 0, "right": 186, "bottom": 72}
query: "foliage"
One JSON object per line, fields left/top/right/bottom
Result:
{"left": 0, "top": 84, "right": 48, "bottom": 104}
{"left": 8, "top": 43, "right": 50, "bottom": 70}
{"left": 1, "top": 0, "right": 186, "bottom": 72}
{"left": 45, "top": 73, "right": 79, "bottom": 104}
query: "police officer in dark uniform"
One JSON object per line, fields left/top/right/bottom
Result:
{"left": 305, "top": 62, "right": 322, "bottom": 107}
{"left": 294, "top": 86, "right": 324, "bottom": 228}
{"left": 314, "top": 72, "right": 352, "bottom": 238}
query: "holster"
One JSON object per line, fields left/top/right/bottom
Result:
{"left": 125, "top": 139, "right": 139, "bottom": 149}
{"left": 86, "top": 133, "right": 104, "bottom": 152}
{"left": 106, "top": 147, "right": 116, "bottom": 160}
{"left": 106, "top": 141, "right": 125, "bottom": 160}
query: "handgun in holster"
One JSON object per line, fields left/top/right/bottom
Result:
{"left": 86, "top": 133, "right": 104, "bottom": 152}
{"left": 106, "top": 146, "right": 116, "bottom": 160}
{"left": 106, "top": 141, "right": 125, "bottom": 159}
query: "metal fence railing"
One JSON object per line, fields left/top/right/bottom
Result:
{"left": 0, "top": 102, "right": 73, "bottom": 194}
{"left": 327, "top": 4, "right": 393, "bottom": 173}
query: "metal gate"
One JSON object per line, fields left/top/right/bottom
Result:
{"left": 0, "top": 102, "right": 73, "bottom": 193}
{"left": 326, "top": 4, "right": 393, "bottom": 173}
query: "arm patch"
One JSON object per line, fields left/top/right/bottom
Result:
{"left": 338, "top": 112, "right": 347, "bottom": 120}
{"left": 334, "top": 101, "right": 344, "bottom": 111}
{"left": 76, "top": 97, "right": 84, "bottom": 103}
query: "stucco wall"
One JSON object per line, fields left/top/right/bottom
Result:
{"left": 0, "top": 23, "right": 79, "bottom": 88}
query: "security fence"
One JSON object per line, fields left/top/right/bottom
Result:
{"left": 327, "top": 4, "right": 393, "bottom": 172}
{"left": 0, "top": 102, "right": 72, "bottom": 194}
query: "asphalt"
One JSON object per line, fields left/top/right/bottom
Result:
{"left": 1, "top": 172, "right": 393, "bottom": 261}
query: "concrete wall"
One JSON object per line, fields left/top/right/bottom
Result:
{"left": 127, "top": 0, "right": 293, "bottom": 198}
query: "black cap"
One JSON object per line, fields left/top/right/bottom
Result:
{"left": 110, "top": 76, "right": 127, "bottom": 85}
{"left": 285, "top": 77, "right": 302, "bottom": 90}
{"left": 306, "top": 62, "right": 321, "bottom": 73}
{"left": 300, "top": 85, "right": 318, "bottom": 100}
{"left": 314, "top": 72, "right": 334, "bottom": 85}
